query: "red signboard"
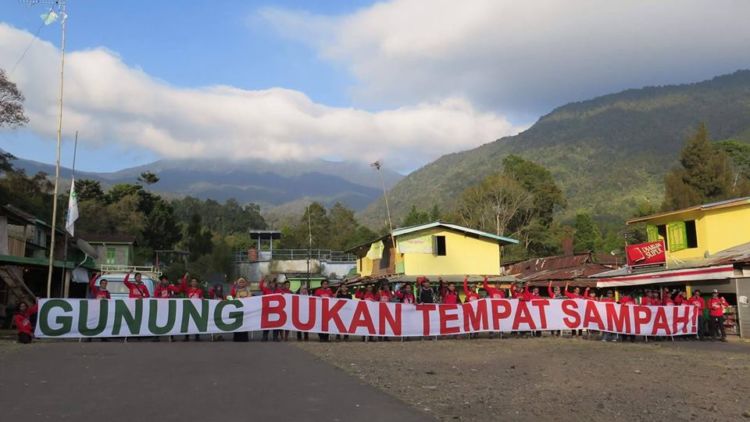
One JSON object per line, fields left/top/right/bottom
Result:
{"left": 626, "top": 240, "right": 666, "bottom": 267}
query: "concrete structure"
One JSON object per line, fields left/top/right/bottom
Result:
{"left": 349, "top": 222, "right": 517, "bottom": 280}
{"left": 627, "top": 197, "right": 750, "bottom": 263}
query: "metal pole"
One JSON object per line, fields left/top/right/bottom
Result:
{"left": 46, "top": 2, "right": 67, "bottom": 298}
{"left": 59, "top": 130, "right": 77, "bottom": 297}
{"left": 375, "top": 164, "right": 396, "bottom": 250}
{"left": 307, "top": 205, "right": 312, "bottom": 287}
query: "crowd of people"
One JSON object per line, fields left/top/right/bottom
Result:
{"left": 12, "top": 272, "right": 732, "bottom": 344}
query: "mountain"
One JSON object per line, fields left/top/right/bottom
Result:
{"left": 5, "top": 154, "right": 403, "bottom": 212}
{"left": 360, "top": 70, "right": 750, "bottom": 226}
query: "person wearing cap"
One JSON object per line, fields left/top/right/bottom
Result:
{"left": 687, "top": 289, "right": 706, "bottom": 340}
{"left": 708, "top": 289, "right": 729, "bottom": 342}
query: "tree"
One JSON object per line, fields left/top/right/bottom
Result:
{"left": 662, "top": 124, "right": 735, "bottom": 210}
{"left": 76, "top": 179, "right": 105, "bottom": 202}
{"left": 184, "top": 213, "right": 213, "bottom": 258}
{"left": 715, "top": 140, "right": 750, "bottom": 194}
{"left": 402, "top": 205, "right": 431, "bottom": 227}
{"left": 0, "top": 69, "right": 28, "bottom": 128}
{"left": 502, "top": 154, "right": 566, "bottom": 227}
{"left": 137, "top": 171, "right": 160, "bottom": 185}
{"left": 573, "top": 213, "right": 601, "bottom": 253}
{"left": 142, "top": 200, "right": 182, "bottom": 251}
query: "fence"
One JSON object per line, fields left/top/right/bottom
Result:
{"left": 234, "top": 249, "right": 356, "bottom": 263}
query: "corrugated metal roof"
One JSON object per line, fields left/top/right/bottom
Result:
{"left": 505, "top": 253, "right": 621, "bottom": 283}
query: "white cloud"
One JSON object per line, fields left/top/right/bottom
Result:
{"left": 0, "top": 24, "right": 521, "bottom": 172}
{"left": 261, "top": 0, "right": 750, "bottom": 115}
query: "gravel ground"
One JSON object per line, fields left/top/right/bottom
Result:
{"left": 296, "top": 337, "right": 750, "bottom": 421}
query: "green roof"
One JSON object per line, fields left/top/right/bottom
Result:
{"left": 0, "top": 254, "right": 97, "bottom": 270}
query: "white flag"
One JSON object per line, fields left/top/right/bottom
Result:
{"left": 65, "top": 178, "right": 79, "bottom": 236}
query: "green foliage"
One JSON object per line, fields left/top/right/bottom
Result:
{"left": 362, "top": 70, "right": 750, "bottom": 227}
{"left": 184, "top": 214, "right": 213, "bottom": 258}
{"left": 137, "top": 171, "right": 160, "bottom": 185}
{"left": 280, "top": 202, "right": 376, "bottom": 250}
{"left": 172, "top": 196, "right": 266, "bottom": 235}
{"left": 142, "top": 200, "right": 182, "bottom": 251}
{"left": 573, "top": 213, "right": 601, "bottom": 253}
{"left": 402, "top": 205, "right": 432, "bottom": 227}
{"left": 75, "top": 179, "right": 104, "bottom": 202}
{"left": 715, "top": 140, "right": 750, "bottom": 191}
{"left": 662, "top": 124, "right": 744, "bottom": 211}
{"left": 0, "top": 68, "right": 29, "bottom": 128}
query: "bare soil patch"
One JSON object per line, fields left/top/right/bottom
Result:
{"left": 296, "top": 337, "right": 750, "bottom": 421}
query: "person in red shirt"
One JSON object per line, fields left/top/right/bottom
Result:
{"left": 483, "top": 277, "right": 506, "bottom": 299}
{"left": 463, "top": 277, "right": 480, "bottom": 303}
{"left": 378, "top": 284, "right": 393, "bottom": 303}
{"left": 14, "top": 300, "right": 38, "bottom": 344}
{"left": 673, "top": 290, "right": 686, "bottom": 306}
{"left": 618, "top": 291, "right": 636, "bottom": 342}
{"left": 599, "top": 290, "right": 617, "bottom": 342}
{"left": 180, "top": 274, "right": 204, "bottom": 342}
{"left": 395, "top": 283, "right": 415, "bottom": 304}
{"left": 362, "top": 285, "right": 378, "bottom": 302}
{"left": 441, "top": 281, "right": 460, "bottom": 305}
{"left": 296, "top": 285, "right": 311, "bottom": 342}
{"left": 279, "top": 280, "right": 292, "bottom": 295}
{"left": 354, "top": 287, "right": 365, "bottom": 300}
{"left": 259, "top": 277, "right": 280, "bottom": 296}
{"left": 315, "top": 280, "right": 334, "bottom": 342}
{"left": 564, "top": 283, "right": 583, "bottom": 337}
{"left": 583, "top": 287, "right": 595, "bottom": 301}
{"left": 708, "top": 289, "right": 729, "bottom": 341}
{"left": 123, "top": 271, "right": 150, "bottom": 298}
{"left": 209, "top": 284, "right": 225, "bottom": 300}
{"left": 154, "top": 275, "right": 180, "bottom": 299}
{"left": 89, "top": 272, "right": 111, "bottom": 300}
{"left": 687, "top": 289, "right": 706, "bottom": 340}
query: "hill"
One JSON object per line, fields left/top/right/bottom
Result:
{"left": 360, "top": 70, "right": 750, "bottom": 226}
{"left": 5, "top": 154, "right": 403, "bottom": 212}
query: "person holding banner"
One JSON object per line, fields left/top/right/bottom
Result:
{"left": 564, "top": 283, "right": 583, "bottom": 337}
{"left": 417, "top": 278, "right": 437, "bottom": 304}
{"left": 230, "top": 277, "right": 252, "bottom": 299}
{"left": 619, "top": 291, "right": 636, "bottom": 342}
{"left": 600, "top": 290, "right": 617, "bottom": 342}
{"left": 687, "top": 289, "right": 706, "bottom": 340}
{"left": 708, "top": 290, "right": 729, "bottom": 342}
{"left": 154, "top": 275, "right": 180, "bottom": 299}
{"left": 123, "top": 272, "right": 150, "bottom": 298}
{"left": 88, "top": 272, "right": 110, "bottom": 300}
{"left": 483, "top": 277, "right": 506, "bottom": 299}
{"left": 87, "top": 273, "right": 111, "bottom": 342}
{"left": 335, "top": 284, "right": 352, "bottom": 342}
{"left": 547, "top": 282, "right": 564, "bottom": 337}
{"left": 463, "top": 277, "right": 480, "bottom": 303}
{"left": 396, "top": 283, "right": 415, "bottom": 304}
{"left": 14, "top": 300, "right": 38, "bottom": 344}
{"left": 315, "top": 280, "right": 334, "bottom": 342}
{"left": 296, "top": 285, "right": 311, "bottom": 342}
{"left": 260, "top": 277, "right": 281, "bottom": 342}
{"left": 440, "top": 281, "right": 460, "bottom": 305}
{"left": 362, "top": 285, "right": 378, "bottom": 342}
{"left": 181, "top": 274, "right": 204, "bottom": 342}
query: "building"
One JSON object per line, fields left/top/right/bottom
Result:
{"left": 0, "top": 205, "right": 96, "bottom": 327}
{"left": 84, "top": 234, "right": 137, "bottom": 268}
{"left": 627, "top": 197, "right": 750, "bottom": 263}
{"left": 505, "top": 252, "right": 621, "bottom": 289}
{"left": 349, "top": 222, "right": 518, "bottom": 281}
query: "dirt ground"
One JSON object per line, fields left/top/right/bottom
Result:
{"left": 296, "top": 337, "right": 750, "bottom": 422}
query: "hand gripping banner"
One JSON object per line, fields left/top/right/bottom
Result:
{"left": 35, "top": 295, "right": 699, "bottom": 338}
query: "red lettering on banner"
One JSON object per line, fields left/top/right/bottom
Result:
{"left": 672, "top": 306, "right": 691, "bottom": 335}
{"left": 530, "top": 300, "right": 550, "bottom": 330}
{"left": 260, "top": 295, "right": 287, "bottom": 329}
{"left": 416, "top": 304, "right": 437, "bottom": 335}
{"left": 633, "top": 306, "right": 651, "bottom": 335}
{"left": 512, "top": 301, "right": 536, "bottom": 330}
{"left": 562, "top": 300, "right": 580, "bottom": 328}
{"left": 490, "top": 300, "right": 511, "bottom": 330}
{"left": 439, "top": 304, "right": 460, "bottom": 335}
{"left": 379, "top": 303, "right": 402, "bottom": 336}
{"left": 291, "top": 295, "right": 315, "bottom": 330}
{"left": 605, "top": 303, "right": 630, "bottom": 333}
{"left": 691, "top": 306, "right": 698, "bottom": 333}
{"left": 349, "top": 300, "right": 376, "bottom": 335}
{"left": 582, "top": 300, "right": 605, "bottom": 330}
{"left": 651, "top": 307, "right": 670, "bottom": 336}
{"left": 463, "top": 301, "right": 488, "bottom": 332}
{"left": 321, "top": 298, "right": 347, "bottom": 332}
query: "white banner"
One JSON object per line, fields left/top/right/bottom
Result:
{"left": 35, "top": 295, "right": 699, "bottom": 338}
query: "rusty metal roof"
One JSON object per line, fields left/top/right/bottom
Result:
{"left": 505, "top": 253, "right": 621, "bottom": 284}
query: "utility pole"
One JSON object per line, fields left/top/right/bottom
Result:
{"left": 23, "top": 0, "right": 69, "bottom": 298}
{"left": 371, "top": 161, "right": 396, "bottom": 248}
{"left": 59, "top": 130, "right": 77, "bottom": 297}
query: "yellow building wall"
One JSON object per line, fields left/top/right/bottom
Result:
{"left": 399, "top": 228, "right": 501, "bottom": 276}
{"left": 357, "top": 256, "right": 374, "bottom": 277}
{"left": 702, "top": 205, "right": 750, "bottom": 255}
{"left": 641, "top": 204, "right": 750, "bottom": 262}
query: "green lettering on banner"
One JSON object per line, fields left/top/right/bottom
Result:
{"left": 148, "top": 300, "right": 176, "bottom": 335}
{"left": 78, "top": 300, "right": 109, "bottom": 336}
{"left": 112, "top": 300, "right": 143, "bottom": 335}
{"left": 39, "top": 299, "right": 73, "bottom": 336}
{"left": 214, "top": 300, "right": 244, "bottom": 331}
{"left": 181, "top": 299, "right": 209, "bottom": 333}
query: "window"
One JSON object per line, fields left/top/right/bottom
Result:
{"left": 435, "top": 236, "right": 447, "bottom": 256}
{"left": 685, "top": 220, "right": 698, "bottom": 248}
{"left": 106, "top": 247, "right": 116, "bottom": 265}
{"left": 657, "top": 224, "right": 668, "bottom": 251}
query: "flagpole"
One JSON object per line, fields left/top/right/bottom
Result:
{"left": 46, "top": 0, "right": 68, "bottom": 298}
{"left": 59, "top": 130, "right": 78, "bottom": 297}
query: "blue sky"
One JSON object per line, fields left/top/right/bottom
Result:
{"left": 2, "top": 1, "right": 750, "bottom": 174}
